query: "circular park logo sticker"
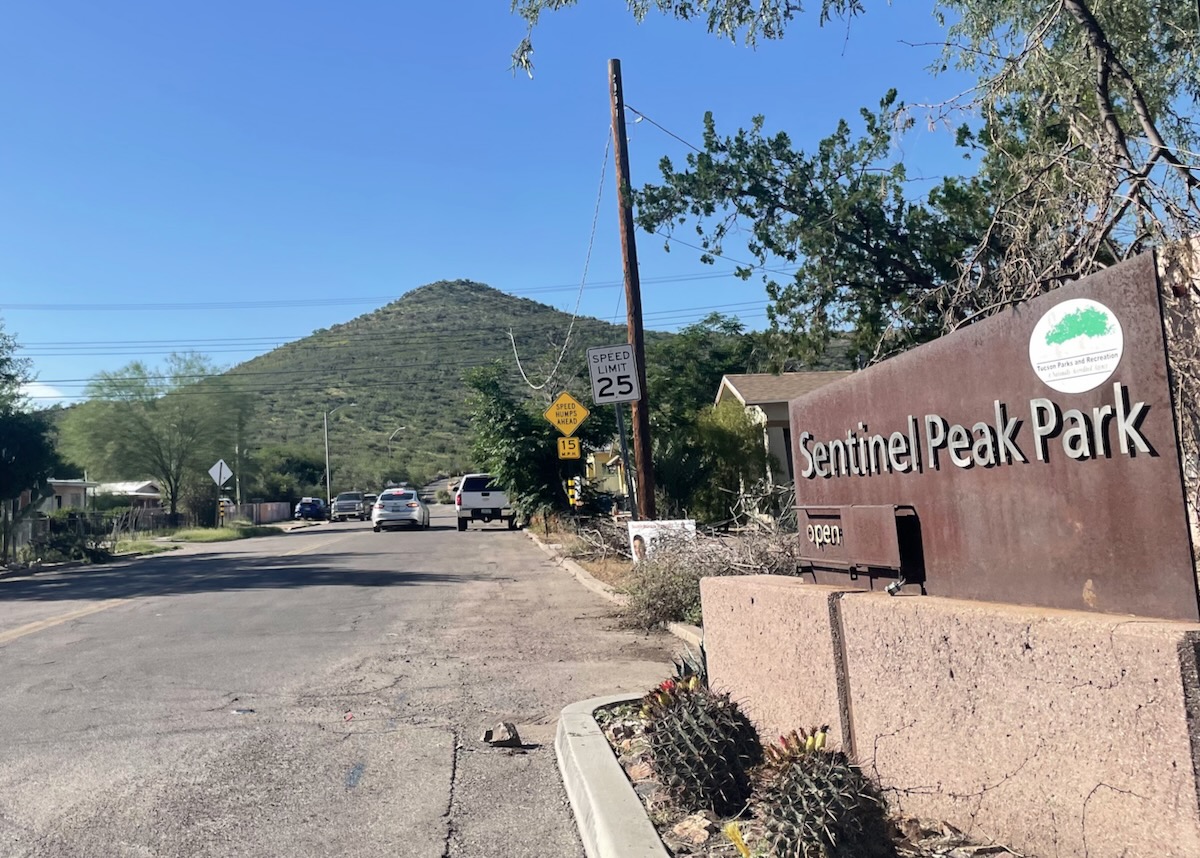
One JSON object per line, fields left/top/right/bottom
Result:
{"left": 1028, "top": 298, "right": 1123, "bottom": 393}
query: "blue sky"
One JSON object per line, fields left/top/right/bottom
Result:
{"left": 1, "top": 1, "right": 973, "bottom": 405}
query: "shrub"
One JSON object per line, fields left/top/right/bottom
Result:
{"left": 435, "top": 488, "right": 453, "bottom": 504}
{"left": 29, "top": 519, "right": 112, "bottom": 564}
{"left": 622, "top": 530, "right": 807, "bottom": 629}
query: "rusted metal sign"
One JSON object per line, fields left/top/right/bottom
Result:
{"left": 789, "top": 253, "right": 1199, "bottom": 621}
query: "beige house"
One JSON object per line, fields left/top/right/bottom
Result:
{"left": 37, "top": 478, "right": 100, "bottom": 513}
{"left": 95, "top": 480, "right": 163, "bottom": 508}
{"left": 715, "top": 372, "right": 852, "bottom": 483}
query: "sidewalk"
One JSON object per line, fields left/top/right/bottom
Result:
{"left": 527, "top": 529, "right": 697, "bottom": 858}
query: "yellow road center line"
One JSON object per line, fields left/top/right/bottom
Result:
{"left": 280, "top": 536, "right": 350, "bottom": 556}
{"left": 0, "top": 599, "right": 130, "bottom": 645}
{"left": 0, "top": 533, "right": 354, "bottom": 645}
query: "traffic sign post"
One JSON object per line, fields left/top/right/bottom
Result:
{"left": 544, "top": 391, "right": 590, "bottom": 437}
{"left": 585, "top": 344, "right": 640, "bottom": 518}
{"left": 209, "top": 459, "right": 233, "bottom": 487}
{"left": 586, "top": 344, "right": 640, "bottom": 405}
{"left": 209, "top": 460, "right": 233, "bottom": 528}
{"left": 545, "top": 393, "right": 589, "bottom": 512}
{"left": 558, "top": 437, "right": 581, "bottom": 459}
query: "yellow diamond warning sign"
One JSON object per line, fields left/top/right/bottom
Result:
{"left": 544, "top": 391, "right": 590, "bottom": 437}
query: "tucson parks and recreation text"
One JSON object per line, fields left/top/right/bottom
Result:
{"left": 798, "top": 382, "right": 1150, "bottom": 479}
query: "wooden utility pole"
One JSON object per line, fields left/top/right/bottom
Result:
{"left": 609, "top": 58, "right": 656, "bottom": 521}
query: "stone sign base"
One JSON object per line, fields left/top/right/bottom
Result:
{"left": 702, "top": 576, "right": 1200, "bottom": 858}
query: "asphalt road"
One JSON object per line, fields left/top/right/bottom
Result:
{"left": 0, "top": 505, "right": 673, "bottom": 857}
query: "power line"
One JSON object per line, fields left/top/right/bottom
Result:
{"left": 23, "top": 312, "right": 776, "bottom": 404}
{"left": 30, "top": 305, "right": 773, "bottom": 386}
{"left": 510, "top": 132, "right": 610, "bottom": 391}
{"left": 17, "top": 300, "right": 770, "bottom": 358}
{"left": 0, "top": 262, "right": 763, "bottom": 314}
{"left": 621, "top": 103, "right": 808, "bottom": 280}
{"left": 624, "top": 104, "right": 704, "bottom": 154}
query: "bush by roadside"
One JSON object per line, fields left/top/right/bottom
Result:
{"left": 113, "top": 540, "right": 180, "bottom": 557}
{"left": 535, "top": 514, "right": 806, "bottom": 630}
{"left": 171, "top": 524, "right": 283, "bottom": 543}
{"left": 24, "top": 512, "right": 113, "bottom": 565}
{"left": 622, "top": 530, "right": 807, "bottom": 629}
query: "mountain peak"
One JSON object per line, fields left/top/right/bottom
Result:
{"left": 226, "top": 279, "right": 659, "bottom": 488}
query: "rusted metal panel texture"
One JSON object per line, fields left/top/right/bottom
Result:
{"left": 798, "top": 505, "right": 904, "bottom": 571}
{"left": 789, "top": 253, "right": 1200, "bottom": 621}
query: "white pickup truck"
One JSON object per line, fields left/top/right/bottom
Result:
{"left": 454, "top": 473, "right": 516, "bottom": 531}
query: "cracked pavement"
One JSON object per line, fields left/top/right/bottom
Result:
{"left": 0, "top": 506, "right": 673, "bottom": 857}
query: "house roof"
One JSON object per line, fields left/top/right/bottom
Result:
{"left": 716, "top": 371, "right": 853, "bottom": 407}
{"left": 96, "top": 480, "right": 162, "bottom": 496}
{"left": 47, "top": 478, "right": 100, "bottom": 489}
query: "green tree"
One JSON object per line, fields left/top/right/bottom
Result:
{"left": 465, "top": 363, "right": 613, "bottom": 518}
{"left": 0, "top": 320, "right": 58, "bottom": 562}
{"left": 0, "top": 321, "right": 26, "bottom": 414}
{"left": 512, "top": 1, "right": 1200, "bottom": 360}
{"left": 59, "top": 353, "right": 251, "bottom": 517}
{"left": 646, "top": 313, "right": 759, "bottom": 423}
{"left": 643, "top": 313, "right": 774, "bottom": 517}
{"left": 636, "top": 103, "right": 992, "bottom": 366}
{"left": 653, "top": 401, "right": 770, "bottom": 523}
{"left": 509, "top": 0, "right": 863, "bottom": 73}
{"left": 247, "top": 445, "right": 327, "bottom": 503}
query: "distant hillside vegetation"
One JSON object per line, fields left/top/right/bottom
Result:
{"left": 224, "top": 279, "right": 668, "bottom": 487}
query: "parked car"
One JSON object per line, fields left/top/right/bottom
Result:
{"left": 455, "top": 473, "right": 516, "bottom": 531}
{"left": 371, "top": 488, "right": 430, "bottom": 531}
{"left": 364, "top": 492, "right": 378, "bottom": 509}
{"left": 331, "top": 491, "right": 367, "bottom": 522}
{"left": 294, "top": 497, "right": 327, "bottom": 521}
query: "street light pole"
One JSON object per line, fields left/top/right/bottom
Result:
{"left": 323, "top": 403, "right": 357, "bottom": 508}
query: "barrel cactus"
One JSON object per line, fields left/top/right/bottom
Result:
{"left": 758, "top": 731, "right": 895, "bottom": 858}
{"left": 641, "top": 676, "right": 762, "bottom": 816}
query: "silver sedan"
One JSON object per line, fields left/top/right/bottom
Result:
{"left": 370, "top": 488, "right": 431, "bottom": 531}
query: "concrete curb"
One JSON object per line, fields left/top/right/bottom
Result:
{"left": 526, "top": 530, "right": 705, "bottom": 650}
{"left": 665, "top": 622, "right": 703, "bottom": 649}
{"left": 0, "top": 547, "right": 176, "bottom": 582}
{"left": 527, "top": 531, "right": 628, "bottom": 605}
{"left": 0, "top": 559, "right": 89, "bottom": 581}
{"left": 556, "top": 694, "right": 670, "bottom": 858}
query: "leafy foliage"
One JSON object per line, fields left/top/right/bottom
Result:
{"left": 510, "top": 0, "right": 864, "bottom": 74}
{"left": 514, "top": 1, "right": 1200, "bottom": 364}
{"left": 0, "top": 410, "right": 56, "bottom": 507}
{"left": 465, "top": 362, "right": 614, "bottom": 518}
{"left": 28, "top": 512, "right": 113, "bottom": 565}
{"left": 0, "top": 319, "right": 59, "bottom": 562}
{"left": 245, "top": 445, "right": 327, "bottom": 505}
{"left": 646, "top": 313, "right": 757, "bottom": 423}
{"left": 58, "top": 353, "right": 248, "bottom": 516}
{"left": 644, "top": 315, "right": 774, "bottom": 521}
{"left": 0, "top": 320, "right": 29, "bottom": 415}
{"left": 635, "top": 95, "right": 992, "bottom": 366}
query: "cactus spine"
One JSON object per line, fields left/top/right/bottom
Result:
{"left": 758, "top": 730, "right": 894, "bottom": 858}
{"left": 642, "top": 676, "right": 762, "bottom": 816}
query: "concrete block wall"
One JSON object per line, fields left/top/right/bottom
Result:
{"left": 701, "top": 576, "right": 1200, "bottom": 858}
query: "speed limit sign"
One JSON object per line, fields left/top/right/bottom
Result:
{"left": 586, "top": 344, "right": 641, "bottom": 405}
